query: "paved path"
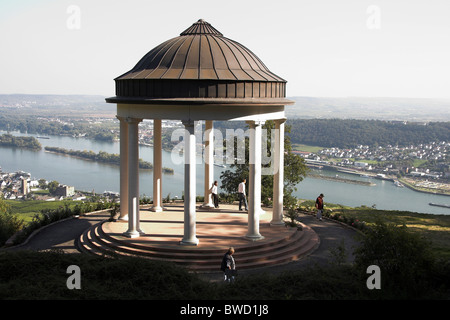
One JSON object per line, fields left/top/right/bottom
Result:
{"left": 199, "top": 212, "right": 361, "bottom": 281}
{"left": 3, "top": 211, "right": 110, "bottom": 253}
{"left": 2, "top": 210, "right": 361, "bottom": 281}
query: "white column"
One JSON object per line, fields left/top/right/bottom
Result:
{"left": 123, "top": 117, "right": 144, "bottom": 238}
{"left": 117, "top": 116, "right": 129, "bottom": 220}
{"left": 180, "top": 120, "right": 199, "bottom": 245}
{"left": 151, "top": 119, "right": 163, "bottom": 212}
{"left": 246, "top": 120, "right": 264, "bottom": 240}
{"left": 202, "top": 120, "right": 214, "bottom": 208}
{"left": 271, "top": 119, "right": 286, "bottom": 226}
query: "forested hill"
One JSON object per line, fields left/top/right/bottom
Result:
{"left": 286, "top": 119, "right": 450, "bottom": 148}
{"left": 212, "top": 119, "right": 449, "bottom": 149}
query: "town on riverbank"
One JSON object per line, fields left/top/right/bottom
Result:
{"left": 0, "top": 167, "right": 117, "bottom": 202}
{"left": 294, "top": 141, "right": 450, "bottom": 196}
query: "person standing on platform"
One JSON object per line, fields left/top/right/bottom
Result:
{"left": 315, "top": 193, "right": 324, "bottom": 221}
{"left": 211, "top": 180, "right": 219, "bottom": 208}
{"left": 238, "top": 178, "right": 248, "bottom": 211}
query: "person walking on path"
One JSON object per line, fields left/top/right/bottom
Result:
{"left": 238, "top": 179, "right": 248, "bottom": 211}
{"left": 315, "top": 193, "right": 324, "bottom": 220}
{"left": 221, "top": 247, "right": 236, "bottom": 282}
{"left": 211, "top": 180, "right": 219, "bottom": 208}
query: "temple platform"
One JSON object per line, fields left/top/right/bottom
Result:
{"left": 77, "top": 203, "right": 320, "bottom": 272}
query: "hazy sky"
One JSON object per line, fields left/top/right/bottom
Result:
{"left": 0, "top": 0, "right": 449, "bottom": 99}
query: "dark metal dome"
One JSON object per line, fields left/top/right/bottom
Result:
{"left": 111, "top": 19, "right": 287, "bottom": 100}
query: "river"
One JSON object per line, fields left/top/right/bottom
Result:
{"left": 0, "top": 131, "right": 449, "bottom": 215}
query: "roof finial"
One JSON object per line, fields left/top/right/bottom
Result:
{"left": 180, "top": 19, "right": 223, "bottom": 36}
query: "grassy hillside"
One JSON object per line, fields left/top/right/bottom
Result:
{"left": 1, "top": 199, "right": 449, "bottom": 300}
{"left": 0, "top": 237, "right": 448, "bottom": 300}
{"left": 5, "top": 200, "right": 82, "bottom": 223}
{"left": 298, "top": 200, "right": 450, "bottom": 259}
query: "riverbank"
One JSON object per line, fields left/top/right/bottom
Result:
{"left": 312, "top": 162, "right": 450, "bottom": 197}
{"left": 1, "top": 131, "right": 449, "bottom": 215}
{"left": 399, "top": 177, "right": 450, "bottom": 197}
{"left": 307, "top": 173, "right": 376, "bottom": 186}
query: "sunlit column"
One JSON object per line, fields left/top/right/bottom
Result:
{"left": 246, "top": 120, "right": 264, "bottom": 240}
{"left": 151, "top": 119, "right": 163, "bottom": 212}
{"left": 180, "top": 120, "right": 199, "bottom": 245}
{"left": 117, "top": 116, "right": 129, "bottom": 220}
{"left": 123, "top": 117, "right": 144, "bottom": 238}
{"left": 271, "top": 118, "right": 286, "bottom": 226}
{"left": 202, "top": 120, "right": 214, "bottom": 208}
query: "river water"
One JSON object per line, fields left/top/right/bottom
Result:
{"left": 0, "top": 131, "right": 449, "bottom": 215}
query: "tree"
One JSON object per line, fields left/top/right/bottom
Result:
{"left": 219, "top": 121, "right": 308, "bottom": 204}
{"left": 353, "top": 222, "right": 437, "bottom": 298}
{"left": 0, "top": 198, "right": 24, "bottom": 246}
{"left": 38, "top": 179, "right": 47, "bottom": 189}
{"left": 48, "top": 181, "right": 60, "bottom": 195}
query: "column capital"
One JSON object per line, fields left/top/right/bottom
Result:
{"left": 125, "top": 117, "right": 143, "bottom": 124}
{"left": 245, "top": 120, "right": 265, "bottom": 127}
{"left": 274, "top": 118, "right": 287, "bottom": 125}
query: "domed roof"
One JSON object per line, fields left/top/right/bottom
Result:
{"left": 116, "top": 19, "right": 285, "bottom": 83}
{"left": 110, "top": 19, "right": 289, "bottom": 101}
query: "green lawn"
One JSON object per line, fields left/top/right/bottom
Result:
{"left": 5, "top": 200, "right": 82, "bottom": 223}
{"left": 298, "top": 199, "right": 450, "bottom": 259}
{"left": 291, "top": 143, "right": 323, "bottom": 153}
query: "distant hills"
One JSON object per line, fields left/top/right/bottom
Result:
{"left": 286, "top": 119, "right": 450, "bottom": 148}
{"left": 286, "top": 96, "right": 450, "bottom": 122}
{"left": 1, "top": 94, "right": 449, "bottom": 122}
{"left": 0, "top": 94, "right": 112, "bottom": 117}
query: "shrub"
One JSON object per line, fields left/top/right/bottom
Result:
{"left": 353, "top": 221, "right": 439, "bottom": 298}
{"left": 0, "top": 211, "right": 24, "bottom": 247}
{"left": 10, "top": 201, "right": 116, "bottom": 246}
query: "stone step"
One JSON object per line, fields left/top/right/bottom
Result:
{"left": 100, "top": 221, "right": 300, "bottom": 255}
{"left": 96, "top": 225, "right": 303, "bottom": 265}
{"left": 100, "top": 221, "right": 300, "bottom": 253}
{"left": 77, "top": 221, "right": 319, "bottom": 272}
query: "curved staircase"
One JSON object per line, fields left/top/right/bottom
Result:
{"left": 77, "top": 217, "right": 320, "bottom": 272}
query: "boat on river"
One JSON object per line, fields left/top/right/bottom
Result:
{"left": 429, "top": 203, "right": 450, "bottom": 209}
{"left": 394, "top": 180, "right": 404, "bottom": 187}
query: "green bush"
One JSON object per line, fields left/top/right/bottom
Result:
{"left": 0, "top": 251, "right": 216, "bottom": 300}
{"left": 353, "top": 222, "right": 442, "bottom": 299}
{"left": 0, "top": 248, "right": 448, "bottom": 299}
{"left": 0, "top": 211, "right": 24, "bottom": 247}
{"left": 11, "top": 201, "right": 117, "bottom": 245}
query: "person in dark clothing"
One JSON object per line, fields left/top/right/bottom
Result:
{"left": 220, "top": 247, "right": 236, "bottom": 282}
{"left": 315, "top": 193, "right": 324, "bottom": 221}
